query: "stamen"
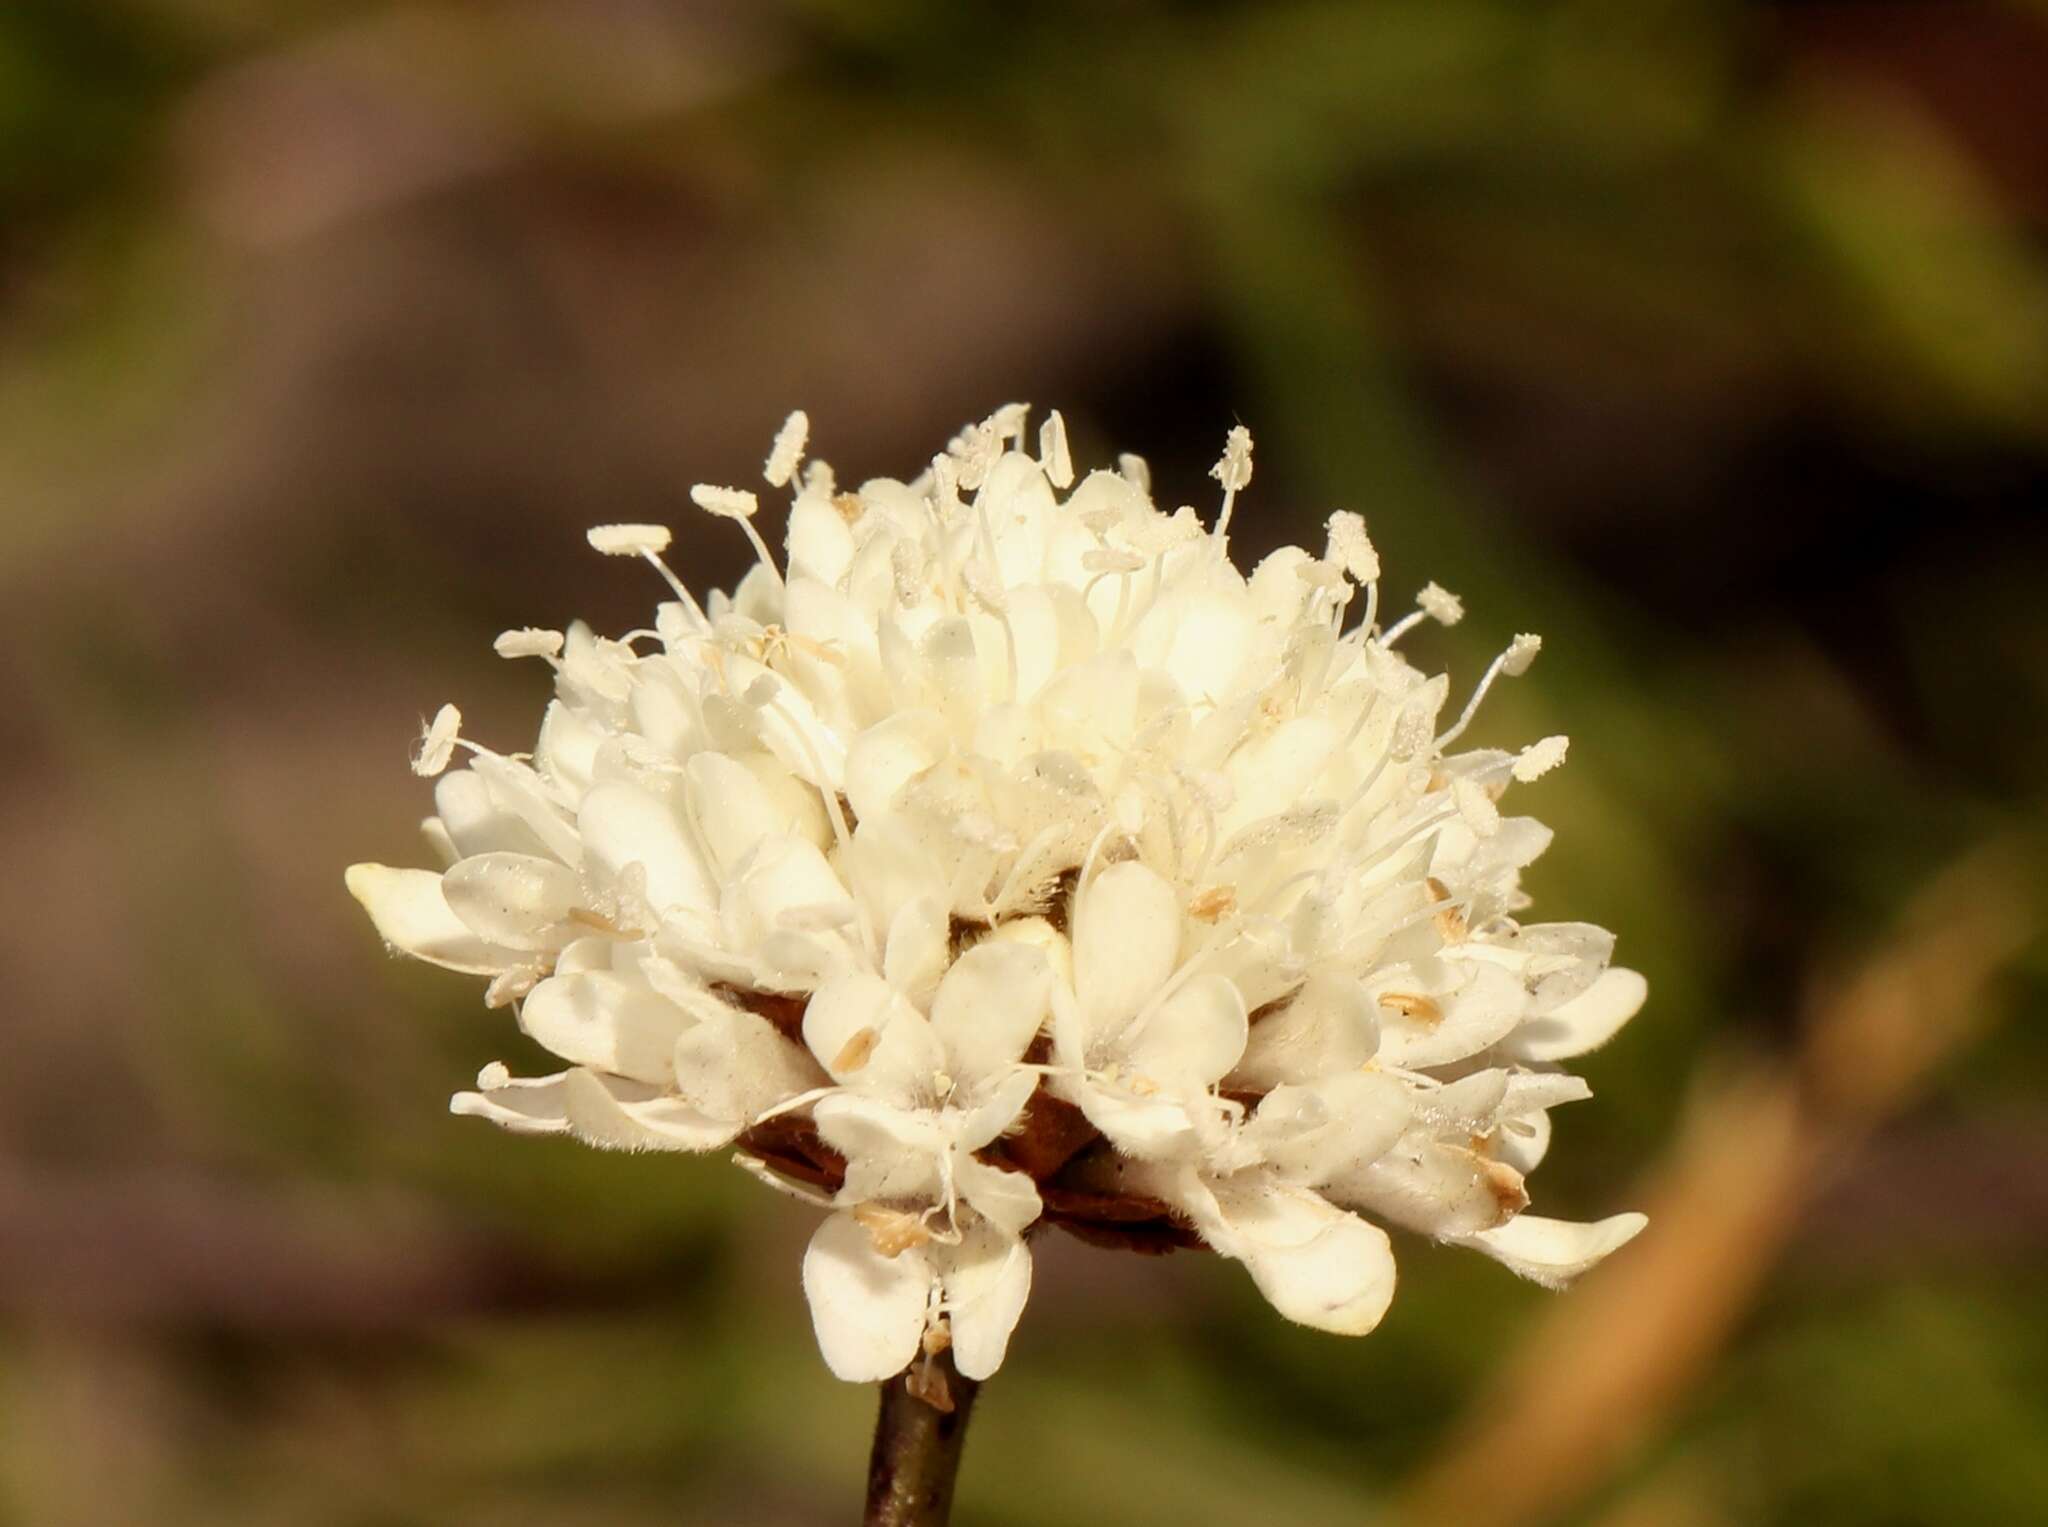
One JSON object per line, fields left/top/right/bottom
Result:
{"left": 1452, "top": 775, "right": 1501, "bottom": 836}
{"left": 1325, "top": 511, "right": 1379, "bottom": 585}
{"left": 1210, "top": 425, "right": 1254, "bottom": 538}
{"left": 763, "top": 409, "right": 808, "bottom": 488}
{"left": 1436, "top": 633, "right": 1541, "bottom": 749}
{"left": 586, "top": 523, "right": 672, "bottom": 557}
{"left": 1512, "top": 734, "right": 1570, "bottom": 783}
{"left": 1382, "top": 582, "right": 1464, "bottom": 647}
{"left": 412, "top": 704, "right": 462, "bottom": 777}
{"left": 1418, "top": 582, "right": 1465, "bottom": 626}
{"left": 691, "top": 484, "right": 782, "bottom": 587}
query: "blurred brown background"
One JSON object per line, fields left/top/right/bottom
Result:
{"left": 3, "top": 2, "right": 2046, "bottom": 1523}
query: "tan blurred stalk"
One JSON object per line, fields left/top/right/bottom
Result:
{"left": 1393, "top": 836, "right": 2038, "bottom": 1527}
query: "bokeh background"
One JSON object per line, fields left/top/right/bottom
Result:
{"left": 4, "top": 1, "right": 2046, "bottom": 1523}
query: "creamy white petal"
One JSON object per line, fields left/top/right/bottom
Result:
{"left": 957, "top": 1069, "right": 1040, "bottom": 1152}
{"left": 1177, "top": 1172, "right": 1397, "bottom": 1336}
{"left": 561, "top": 1069, "right": 734, "bottom": 1151}
{"left": 1507, "top": 967, "right": 1648, "bottom": 1062}
{"left": 440, "top": 852, "right": 584, "bottom": 952}
{"left": 578, "top": 782, "right": 716, "bottom": 915}
{"left": 802, "top": 972, "right": 946, "bottom": 1094}
{"left": 670, "top": 1004, "right": 823, "bottom": 1126}
{"left": 683, "top": 751, "right": 786, "bottom": 879}
{"left": 469, "top": 754, "right": 584, "bottom": 867}
{"left": 723, "top": 834, "right": 858, "bottom": 959}
{"left": 802, "top": 1210, "right": 934, "bottom": 1382}
{"left": 813, "top": 1093, "right": 947, "bottom": 1204}
{"left": 517, "top": 971, "right": 691, "bottom": 1083}
{"left": 1122, "top": 974, "right": 1248, "bottom": 1090}
{"left": 1232, "top": 972, "right": 1380, "bottom": 1090}
{"left": 346, "top": 864, "right": 518, "bottom": 975}
{"left": 432, "top": 770, "right": 553, "bottom": 859}
{"left": 953, "top": 1151, "right": 1043, "bottom": 1239}
{"left": 1065, "top": 1084, "right": 1197, "bottom": 1162}
{"left": 1460, "top": 1211, "right": 1648, "bottom": 1289}
{"left": 1374, "top": 961, "right": 1527, "bottom": 1069}
{"left": 930, "top": 941, "right": 1052, "bottom": 1087}
{"left": 939, "top": 1222, "right": 1033, "bottom": 1380}
{"left": 883, "top": 894, "right": 950, "bottom": 1005}
{"left": 1241, "top": 1071, "right": 1414, "bottom": 1185}
{"left": 1072, "top": 860, "right": 1181, "bottom": 1043}
{"left": 1329, "top": 1137, "right": 1527, "bottom": 1239}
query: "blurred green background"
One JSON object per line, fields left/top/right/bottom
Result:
{"left": 3, "top": 1, "right": 2046, "bottom": 1523}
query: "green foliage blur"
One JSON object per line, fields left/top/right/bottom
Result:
{"left": 2, "top": 1, "right": 2044, "bottom": 1523}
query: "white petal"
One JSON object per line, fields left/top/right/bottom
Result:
{"left": 578, "top": 782, "right": 716, "bottom": 915}
{"left": 930, "top": 941, "right": 1052, "bottom": 1086}
{"left": 1072, "top": 860, "right": 1181, "bottom": 1043}
{"left": 1232, "top": 972, "right": 1379, "bottom": 1089}
{"left": 1493, "top": 1106, "right": 1553, "bottom": 1174}
{"left": 433, "top": 770, "right": 552, "bottom": 858}
{"left": 346, "top": 863, "right": 517, "bottom": 974}
{"left": 1375, "top": 961, "right": 1527, "bottom": 1069}
{"left": 812, "top": 1092, "right": 946, "bottom": 1203}
{"left": 560, "top": 1068, "right": 733, "bottom": 1151}
{"left": 939, "top": 1222, "right": 1033, "bottom": 1380}
{"left": 1161, "top": 591, "right": 1257, "bottom": 708}
{"left": 958, "top": 1068, "right": 1040, "bottom": 1152}
{"left": 683, "top": 752, "right": 784, "bottom": 879}
{"left": 953, "top": 1151, "right": 1044, "bottom": 1240}
{"left": 1461, "top": 1211, "right": 1647, "bottom": 1289}
{"left": 1188, "top": 1175, "right": 1397, "bottom": 1336}
{"left": 533, "top": 700, "right": 605, "bottom": 796}
{"left": 1241, "top": 1071, "right": 1414, "bottom": 1185}
{"left": 883, "top": 893, "right": 949, "bottom": 1005}
{"left": 1508, "top": 968, "right": 1647, "bottom": 1062}
{"left": 845, "top": 711, "right": 950, "bottom": 824}
{"left": 469, "top": 754, "right": 584, "bottom": 867}
{"left": 726, "top": 652, "right": 846, "bottom": 787}
{"left": 802, "top": 1210, "right": 934, "bottom": 1382}
{"left": 440, "top": 852, "right": 583, "bottom": 951}
{"left": 724, "top": 834, "right": 858, "bottom": 958}
{"left": 671, "top": 1004, "right": 824, "bottom": 1126}
{"left": 1066, "top": 1083, "right": 1197, "bottom": 1161}
{"left": 517, "top": 971, "right": 690, "bottom": 1083}
{"left": 802, "top": 972, "right": 945, "bottom": 1093}
{"left": 1329, "top": 1137, "right": 1527, "bottom": 1239}
{"left": 1122, "top": 974, "right": 1248, "bottom": 1090}
{"left": 1216, "top": 716, "right": 1339, "bottom": 839}
{"left": 787, "top": 503, "right": 856, "bottom": 586}
{"left": 924, "top": 616, "right": 985, "bottom": 741}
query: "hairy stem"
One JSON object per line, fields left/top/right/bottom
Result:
{"left": 864, "top": 1350, "right": 981, "bottom": 1527}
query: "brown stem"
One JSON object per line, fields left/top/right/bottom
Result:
{"left": 864, "top": 1349, "right": 981, "bottom": 1527}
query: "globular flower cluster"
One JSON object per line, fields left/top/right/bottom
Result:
{"left": 349, "top": 406, "right": 1646, "bottom": 1386}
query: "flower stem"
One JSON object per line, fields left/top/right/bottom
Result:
{"left": 864, "top": 1350, "right": 981, "bottom": 1527}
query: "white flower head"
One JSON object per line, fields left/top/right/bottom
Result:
{"left": 349, "top": 407, "right": 1647, "bottom": 1385}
